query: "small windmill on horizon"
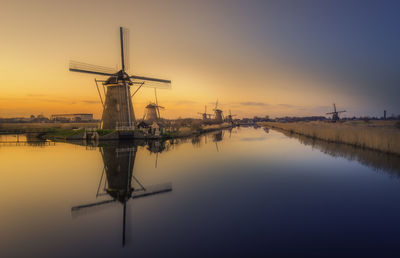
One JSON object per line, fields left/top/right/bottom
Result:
{"left": 69, "top": 27, "right": 171, "bottom": 130}
{"left": 213, "top": 99, "right": 224, "bottom": 124}
{"left": 225, "top": 110, "right": 237, "bottom": 124}
{"left": 326, "top": 103, "right": 346, "bottom": 122}
{"left": 198, "top": 105, "right": 213, "bottom": 121}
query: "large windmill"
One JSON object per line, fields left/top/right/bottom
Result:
{"left": 326, "top": 103, "right": 346, "bottom": 122}
{"left": 71, "top": 144, "right": 172, "bottom": 246}
{"left": 69, "top": 27, "right": 171, "bottom": 130}
{"left": 213, "top": 99, "right": 224, "bottom": 124}
{"left": 198, "top": 105, "right": 213, "bottom": 121}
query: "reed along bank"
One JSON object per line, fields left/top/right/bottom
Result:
{"left": 259, "top": 120, "right": 400, "bottom": 156}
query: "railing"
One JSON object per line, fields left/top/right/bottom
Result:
{"left": 115, "top": 122, "right": 135, "bottom": 131}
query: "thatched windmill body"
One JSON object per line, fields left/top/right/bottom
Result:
{"left": 213, "top": 99, "right": 224, "bottom": 124}
{"left": 326, "top": 103, "right": 346, "bottom": 122}
{"left": 69, "top": 27, "right": 171, "bottom": 130}
{"left": 143, "top": 89, "right": 165, "bottom": 124}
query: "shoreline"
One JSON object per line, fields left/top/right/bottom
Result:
{"left": 0, "top": 122, "right": 234, "bottom": 141}
{"left": 259, "top": 121, "right": 400, "bottom": 156}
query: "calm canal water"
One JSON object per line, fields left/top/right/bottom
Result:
{"left": 1, "top": 127, "right": 400, "bottom": 258}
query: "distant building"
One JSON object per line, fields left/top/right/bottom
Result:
{"left": 51, "top": 113, "right": 93, "bottom": 122}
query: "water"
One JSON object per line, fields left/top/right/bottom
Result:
{"left": 1, "top": 127, "right": 400, "bottom": 258}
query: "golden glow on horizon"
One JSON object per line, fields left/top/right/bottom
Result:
{"left": 0, "top": 1, "right": 369, "bottom": 119}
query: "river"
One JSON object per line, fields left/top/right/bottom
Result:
{"left": 1, "top": 127, "right": 400, "bottom": 257}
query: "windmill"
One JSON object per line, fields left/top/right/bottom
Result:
{"left": 71, "top": 144, "right": 172, "bottom": 246}
{"left": 225, "top": 110, "right": 237, "bottom": 124}
{"left": 198, "top": 105, "right": 213, "bottom": 121}
{"left": 326, "top": 103, "right": 346, "bottom": 122}
{"left": 69, "top": 27, "right": 171, "bottom": 130}
{"left": 213, "top": 99, "right": 224, "bottom": 124}
{"left": 143, "top": 88, "right": 165, "bottom": 124}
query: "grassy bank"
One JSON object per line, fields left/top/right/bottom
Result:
{"left": 0, "top": 122, "right": 99, "bottom": 132}
{"left": 260, "top": 120, "right": 400, "bottom": 155}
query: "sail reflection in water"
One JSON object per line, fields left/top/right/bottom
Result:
{"left": 71, "top": 142, "right": 172, "bottom": 246}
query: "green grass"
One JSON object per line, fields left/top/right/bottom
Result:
{"left": 45, "top": 128, "right": 85, "bottom": 137}
{"left": 96, "top": 129, "right": 115, "bottom": 136}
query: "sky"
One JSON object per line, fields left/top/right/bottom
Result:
{"left": 1, "top": 0, "right": 399, "bottom": 119}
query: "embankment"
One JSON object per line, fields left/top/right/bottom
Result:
{"left": 0, "top": 122, "right": 98, "bottom": 132}
{"left": 259, "top": 121, "right": 400, "bottom": 156}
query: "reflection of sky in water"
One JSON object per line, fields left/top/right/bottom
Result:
{"left": 1, "top": 128, "right": 400, "bottom": 257}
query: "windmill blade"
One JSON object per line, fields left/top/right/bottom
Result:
{"left": 69, "top": 61, "right": 116, "bottom": 76}
{"left": 132, "top": 183, "right": 172, "bottom": 199}
{"left": 131, "top": 75, "right": 171, "bottom": 84}
{"left": 154, "top": 88, "right": 161, "bottom": 118}
{"left": 71, "top": 199, "right": 116, "bottom": 212}
{"left": 130, "top": 75, "right": 171, "bottom": 89}
{"left": 121, "top": 27, "right": 130, "bottom": 72}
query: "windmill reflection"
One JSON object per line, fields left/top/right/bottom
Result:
{"left": 72, "top": 142, "right": 172, "bottom": 246}
{"left": 213, "top": 130, "right": 223, "bottom": 152}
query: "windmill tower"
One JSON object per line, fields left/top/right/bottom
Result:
{"left": 213, "top": 99, "right": 224, "bottom": 124}
{"left": 69, "top": 27, "right": 171, "bottom": 130}
{"left": 326, "top": 103, "right": 346, "bottom": 122}
{"left": 198, "top": 105, "right": 212, "bottom": 121}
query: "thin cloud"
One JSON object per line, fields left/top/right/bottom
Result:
{"left": 240, "top": 101, "right": 269, "bottom": 106}
{"left": 80, "top": 100, "right": 99, "bottom": 104}
{"left": 277, "top": 104, "right": 296, "bottom": 108}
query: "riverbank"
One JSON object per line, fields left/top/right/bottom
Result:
{"left": 6, "top": 123, "right": 232, "bottom": 141}
{"left": 0, "top": 122, "right": 98, "bottom": 132}
{"left": 259, "top": 120, "right": 400, "bottom": 156}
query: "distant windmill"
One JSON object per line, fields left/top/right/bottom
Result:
{"left": 69, "top": 27, "right": 171, "bottom": 130}
{"left": 198, "top": 105, "right": 213, "bottom": 121}
{"left": 326, "top": 103, "right": 346, "bottom": 122}
{"left": 143, "top": 89, "right": 165, "bottom": 123}
{"left": 225, "top": 110, "right": 237, "bottom": 123}
{"left": 213, "top": 99, "right": 224, "bottom": 124}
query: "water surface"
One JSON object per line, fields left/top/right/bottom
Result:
{"left": 1, "top": 127, "right": 400, "bottom": 258}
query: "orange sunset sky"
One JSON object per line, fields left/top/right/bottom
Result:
{"left": 1, "top": 0, "right": 398, "bottom": 119}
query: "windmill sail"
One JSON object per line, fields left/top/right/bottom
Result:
{"left": 69, "top": 61, "right": 116, "bottom": 76}
{"left": 121, "top": 27, "right": 130, "bottom": 72}
{"left": 130, "top": 75, "right": 171, "bottom": 89}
